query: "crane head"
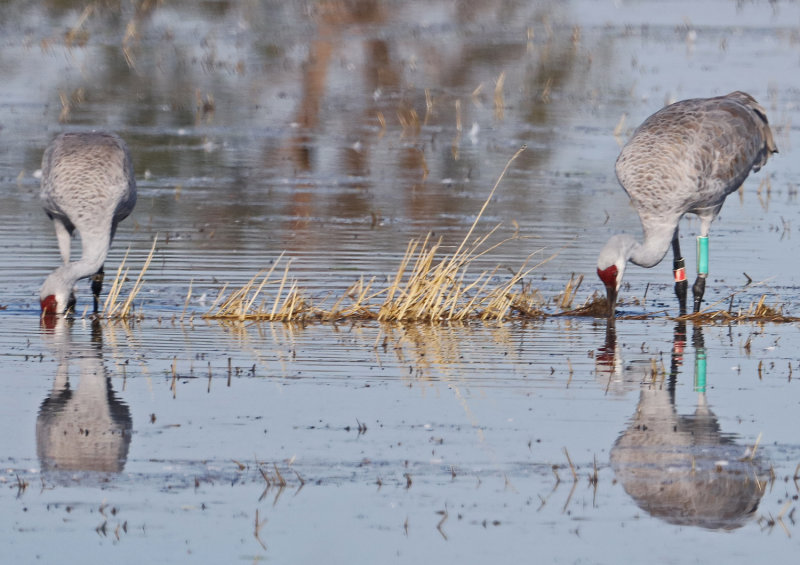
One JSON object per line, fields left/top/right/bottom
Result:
{"left": 40, "top": 292, "right": 76, "bottom": 316}
{"left": 40, "top": 294, "right": 58, "bottom": 315}
{"left": 597, "top": 234, "right": 633, "bottom": 319}
{"left": 40, "top": 269, "right": 77, "bottom": 317}
{"left": 597, "top": 264, "right": 619, "bottom": 318}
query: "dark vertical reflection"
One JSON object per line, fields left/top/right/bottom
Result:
{"left": 37, "top": 318, "right": 132, "bottom": 477}
{"left": 668, "top": 320, "right": 687, "bottom": 403}
{"left": 692, "top": 321, "right": 707, "bottom": 393}
{"left": 605, "top": 322, "right": 769, "bottom": 530}
{"left": 595, "top": 320, "right": 619, "bottom": 379}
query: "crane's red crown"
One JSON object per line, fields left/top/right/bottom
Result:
{"left": 40, "top": 295, "right": 58, "bottom": 315}
{"left": 597, "top": 265, "right": 618, "bottom": 289}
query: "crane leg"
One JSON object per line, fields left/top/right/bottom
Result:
{"left": 671, "top": 232, "right": 687, "bottom": 314}
{"left": 692, "top": 236, "right": 709, "bottom": 313}
{"left": 91, "top": 266, "right": 104, "bottom": 314}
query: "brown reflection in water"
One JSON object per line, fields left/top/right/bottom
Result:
{"left": 279, "top": 0, "right": 585, "bottom": 235}
{"left": 285, "top": 0, "right": 395, "bottom": 232}
{"left": 595, "top": 321, "right": 621, "bottom": 382}
{"left": 606, "top": 322, "right": 768, "bottom": 530}
{"left": 21, "top": 1, "right": 593, "bottom": 261}
{"left": 36, "top": 318, "right": 132, "bottom": 475}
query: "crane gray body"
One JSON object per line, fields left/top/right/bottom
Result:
{"left": 598, "top": 91, "right": 777, "bottom": 316}
{"left": 40, "top": 132, "right": 137, "bottom": 315}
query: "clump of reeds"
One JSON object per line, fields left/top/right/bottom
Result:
{"left": 685, "top": 294, "right": 795, "bottom": 323}
{"left": 748, "top": 294, "right": 784, "bottom": 318}
{"left": 505, "top": 279, "right": 548, "bottom": 318}
{"left": 560, "top": 291, "right": 609, "bottom": 317}
{"left": 556, "top": 273, "right": 583, "bottom": 310}
{"left": 103, "top": 236, "right": 157, "bottom": 319}
{"left": 370, "top": 144, "right": 549, "bottom": 322}
{"left": 202, "top": 252, "right": 321, "bottom": 322}
{"left": 375, "top": 230, "right": 544, "bottom": 322}
{"left": 204, "top": 146, "right": 556, "bottom": 323}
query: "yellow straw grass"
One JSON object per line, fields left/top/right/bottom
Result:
{"left": 678, "top": 294, "right": 794, "bottom": 323}
{"left": 102, "top": 235, "right": 157, "bottom": 319}
{"left": 203, "top": 252, "right": 320, "bottom": 322}
{"left": 572, "top": 290, "right": 798, "bottom": 323}
{"left": 203, "top": 146, "right": 563, "bottom": 323}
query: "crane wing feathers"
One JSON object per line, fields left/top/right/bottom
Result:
{"left": 615, "top": 92, "right": 777, "bottom": 219}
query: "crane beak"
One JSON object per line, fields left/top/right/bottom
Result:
{"left": 605, "top": 284, "right": 617, "bottom": 319}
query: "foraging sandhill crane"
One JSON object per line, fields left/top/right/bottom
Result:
{"left": 597, "top": 92, "right": 777, "bottom": 317}
{"left": 39, "top": 132, "right": 136, "bottom": 315}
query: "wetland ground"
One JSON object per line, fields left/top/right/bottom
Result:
{"left": 1, "top": 1, "right": 800, "bottom": 563}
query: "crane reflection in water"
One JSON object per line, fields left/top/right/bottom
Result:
{"left": 37, "top": 318, "right": 132, "bottom": 479}
{"left": 598, "top": 321, "right": 769, "bottom": 530}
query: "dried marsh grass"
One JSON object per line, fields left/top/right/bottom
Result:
{"left": 678, "top": 294, "right": 796, "bottom": 323}
{"left": 202, "top": 253, "right": 319, "bottom": 322}
{"left": 102, "top": 236, "right": 158, "bottom": 319}
{"left": 560, "top": 291, "right": 608, "bottom": 317}
{"left": 204, "top": 146, "right": 564, "bottom": 323}
{"left": 375, "top": 230, "right": 550, "bottom": 322}
{"left": 573, "top": 290, "right": 799, "bottom": 323}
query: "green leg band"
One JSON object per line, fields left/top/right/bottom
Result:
{"left": 696, "top": 236, "right": 709, "bottom": 276}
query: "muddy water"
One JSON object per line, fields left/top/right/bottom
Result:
{"left": 2, "top": 1, "right": 800, "bottom": 563}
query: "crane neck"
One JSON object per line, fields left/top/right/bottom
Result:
{"left": 628, "top": 223, "right": 675, "bottom": 269}
{"left": 56, "top": 253, "right": 106, "bottom": 288}
{"left": 42, "top": 229, "right": 111, "bottom": 297}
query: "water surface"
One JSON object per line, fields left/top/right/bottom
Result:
{"left": 2, "top": 1, "right": 800, "bottom": 563}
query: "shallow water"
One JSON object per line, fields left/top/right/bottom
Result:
{"left": 3, "top": 316, "right": 799, "bottom": 562}
{"left": 2, "top": 1, "right": 800, "bottom": 563}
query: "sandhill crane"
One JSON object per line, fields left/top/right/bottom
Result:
{"left": 597, "top": 91, "right": 777, "bottom": 317}
{"left": 39, "top": 132, "right": 136, "bottom": 315}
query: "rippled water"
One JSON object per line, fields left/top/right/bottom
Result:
{"left": 3, "top": 316, "right": 799, "bottom": 562}
{"left": 2, "top": 1, "right": 800, "bottom": 563}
